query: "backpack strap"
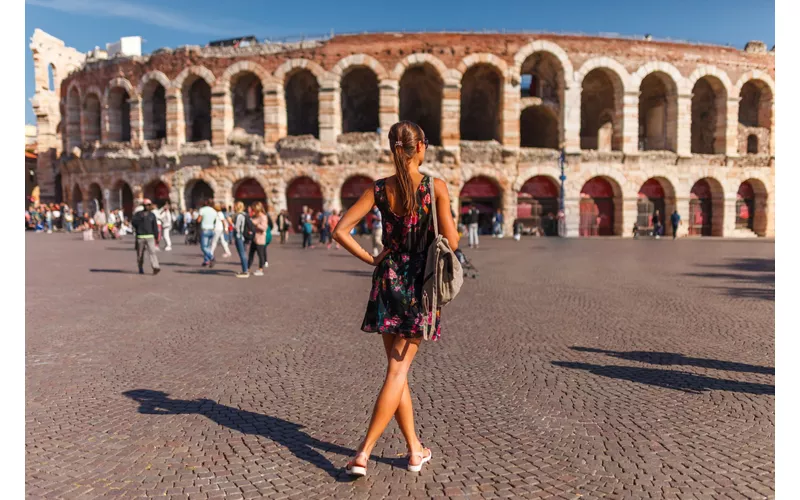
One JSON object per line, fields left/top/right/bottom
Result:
{"left": 429, "top": 176, "right": 439, "bottom": 237}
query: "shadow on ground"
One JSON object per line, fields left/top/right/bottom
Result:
{"left": 685, "top": 257, "right": 774, "bottom": 301}
{"left": 552, "top": 361, "right": 773, "bottom": 395}
{"left": 323, "top": 269, "right": 374, "bottom": 278}
{"left": 570, "top": 347, "right": 774, "bottom": 375}
{"left": 89, "top": 268, "right": 140, "bottom": 275}
{"left": 123, "top": 390, "right": 402, "bottom": 480}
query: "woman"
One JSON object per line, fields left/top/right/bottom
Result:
{"left": 247, "top": 202, "right": 271, "bottom": 276}
{"left": 332, "top": 121, "right": 459, "bottom": 477}
{"left": 210, "top": 203, "right": 232, "bottom": 258}
{"left": 231, "top": 202, "right": 250, "bottom": 278}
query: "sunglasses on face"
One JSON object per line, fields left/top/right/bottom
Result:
{"left": 421, "top": 138, "right": 429, "bottom": 150}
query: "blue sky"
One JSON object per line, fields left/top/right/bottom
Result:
{"left": 24, "top": 0, "right": 774, "bottom": 125}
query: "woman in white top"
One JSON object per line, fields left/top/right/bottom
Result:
{"left": 209, "top": 203, "right": 232, "bottom": 258}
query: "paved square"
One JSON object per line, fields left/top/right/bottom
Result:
{"left": 26, "top": 233, "right": 774, "bottom": 499}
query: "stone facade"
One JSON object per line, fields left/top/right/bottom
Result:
{"left": 31, "top": 31, "right": 775, "bottom": 237}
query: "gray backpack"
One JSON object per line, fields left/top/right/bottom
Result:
{"left": 421, "top": 177, "right": 463, "bottom": 340}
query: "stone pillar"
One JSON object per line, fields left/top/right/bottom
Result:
{"left": 675, "top": 196, "right": 690, "bottom": 238}
{"left": 318, "top": 80, "right": 340, "bottom": 149}
{"left": 563, "top": 85, "right": 581, "bottom": 153}
{"left": 622, "top": 196, "right": 638, "bottom": 238}
{"left": 622, "top": 91, "right": 640, "bottom": 154}
{"left": 379, "top": 79, "right": 399, "bottom": 149}
{"left": 129, "top": 97, "right": 143, "bottom": 147}
{"left": 502, "top": 78, "right": 520, "bottom": 148}
{"left": 100, "top": 105, "right": 109, "bottom": 143}
{"left": 166, "top": 89, "right": 184, "bottom": 146}
{"left": 211, "top": 90, "right": 227, "bottom": 147}
{"left": 722, "top": 194, "right": 737, "bottom": 237}
{"left": 264, "top": 83, "right": 284, "bottom": 144}
{"left": 724, "top": 97, "right": 740, "bottom": 157}
{"left": 563, "top": 195, "right": 581, "bottom": 238}
{"left": 502, "top": 189, "right": 517, "bottom": 237}
{"left": 441, "top": 76, "right": 460, "bottom": 149}
{"left": 676, "top": 94, "right": 692, "bottom": 156}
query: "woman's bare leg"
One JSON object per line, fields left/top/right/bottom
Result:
{"left": 349, "top": 334, "right": 421, "bottom": 468}
{"left": 381, "top": 334, "right": 423, "bottom": 460}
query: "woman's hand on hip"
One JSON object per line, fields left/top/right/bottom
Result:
{"left": 371, "top": 248, "right": 391, "bottom": 266}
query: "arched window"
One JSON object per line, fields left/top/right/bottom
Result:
{"left": 83, "top": 93, "right": 102, "bottom": 143}
{"left": 285, "top": 70, "right": 319, "bottom": 137}
{"left": 460, "top": 64, "right": 503, "bottom": 142}
{"left": 341, "top": 67, "right": 379, "bottom": 134}
{"left": 581, "top": 68, "right": 623, "bottom": 151}
{"left": 691, "top": 76, "right": 727, "bottom": 154}
{"left": 738, "top": 79, "right": 773, "bottom": 155}
{"left": 231, "top": 72, "right": 264, "bottom": 137}
{"left": 108, "top": 87, "right": 131, "bottom": 142}
{"left": 48, "top": 64, "right": 56, "bottom": 92}
{"left": 142, "top": 81, "right": 167, "bottom": 140}
{"left": 638, "top": 72, "right": 678, "bottom": 152}
{"left": 184, "top": 77, "right": 212, "bottom": 142}
{"left": 399, "top": 64, "right": 443, "bottom": 145}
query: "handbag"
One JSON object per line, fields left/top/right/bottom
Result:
{"left": 421, "top": 176, "right": 463, "bottom": 340}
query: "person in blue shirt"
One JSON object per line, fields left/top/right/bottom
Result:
{"left": 670, "top": 210, "right": 681, "bottom": 240}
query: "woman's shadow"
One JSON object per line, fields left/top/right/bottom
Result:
{"left": 122, "top": 389, "right": 399, "bottom": 480}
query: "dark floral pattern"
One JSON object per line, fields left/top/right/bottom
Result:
{"left": 361, "top": 176, "right": 442, "bottom": 341}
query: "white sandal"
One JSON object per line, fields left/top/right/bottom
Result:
{"left": 345, "top": 451, "right": 369, "bottom": 477}
{"left": 408, "top": 445, "right": 432, "bottom": 472}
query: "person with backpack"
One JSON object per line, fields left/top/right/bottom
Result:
{"left": 332, "top": 121, "right": 460, "bottom": 478}
{"left": 232, "top": 201, "right": 254, "bottom": 278}
{"left": 247, "top": 202, "right": 271, "bottom": 276}
{"left": 131, "top": 199, "right": 161, "bottom": 275}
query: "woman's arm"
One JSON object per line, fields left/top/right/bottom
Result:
{"left": 332, "top": 186, "right": 382, "bottom": 265}
{"left": 433, "top": 178, "right": 459, "bottom": 251}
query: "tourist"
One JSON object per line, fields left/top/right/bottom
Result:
{"left": 197, "top": 199, "right": 217, "bottom": 267}
{"left": 131, "top": 199, "right": 160, "bottom": 275}
{"left": 302, "top": 207, "right": 314, "bottom": 249}
{"left": 232, "top": 202, "right": 252, "bottom": 278}
{"left": 63, "top": 206, "right": 73, "bottom": 232}
{"left": 492, "top": 209, "right": 504, "bottom": 238}
{"left": 652, "top": 210, "right": 662, "bottom": 239}
{"left": 45, "top": 206, "right": 53, "bottom": 234}
{"left": 327, "top": 210, "right": 341, "bottom": 250}
{"left": 370, "top": 205, "right": 383, "bottom": 257}
{"left": 332, "top": 121, "right": 459, "bottom": 477}
{"left": 319, "top": 208, "right": 332, "bottom": 245}
{"left": 277, "top": 209, "right": 289, "bottom": 244}
{"left": 52, "top": 204, "right": 61, "bottom": 232}
{"left": 183, "top": 208, "right": 192, "bottom": 235}
{"left": 247, "top": 201, "right": 270, "bottom": 276}
{"left": 158, "top": 202, "right": 174, "bottom": 251}
{"left": 671, "top": 209, "right": 681, "bottom": 240}
{"left": 209, "top": 203, "right": 232, "bottom": 258}
{"left": 466, "top": 204, "right": 480, "bottom": 249}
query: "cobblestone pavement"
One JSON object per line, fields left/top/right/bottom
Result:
{"left": 25, "top": 232, "right": 774, "bottom": 499}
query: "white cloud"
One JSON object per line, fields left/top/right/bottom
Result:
{"left": 26, "top": 0, "right": 258, "bottom": 38}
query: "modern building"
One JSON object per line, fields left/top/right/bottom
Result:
{"left": 29, "top": 29, "right": 774, "bottom": 236}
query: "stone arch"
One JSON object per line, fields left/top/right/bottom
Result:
{"left": 460, "top": 62, "right": 505, "bottom": 141}
{"left": 233, "top": 176, "right": 269, "bottom": 208}
{"left": 391, "top": 53, "right": 449, "bottom": 82}
{"left": 228, "top": 71, "right": 266, "bottom": 138}
{"left": 339, "top": 174, "right": 374, "bottom": 211}
{"left": 47, "top": 63, "right": 56, "bottom": 92}
{"left": 579, "top": 62, "right": 627, "bottom": 151}
{"left": 457, "top": 54, "right": 509, "bottom": 80}
{"left": 688, "top": 177, "right": 725, "bottom": 237}
{"left": 517, "top": 174, "right": 561, "bottom": 236}
{"left": 736, "top": 75, "right": 773, "bottom": 156}
{"left": 636, "top": 68, "right": 680, "bottom": 152}
{"left": 286, "top": 175, "right": 324, "bottom": 232}
{"left": 283, "top": 67, "right": 320, "bottom": 138}
{"left": 734, "top": 178, "right": 768, "bottom": 236}
{"left": 332, "top": 54, "right": 389, "bottom": 81}
{"left": 104, "top": 78, "right": 134, "bottom": 142}
{"left": 631, "top": 62, "right": 686, "bottom": 94}
{"left": 690, "top": 73, "right": 728, "bottom": 154}
{"left": 399, "top": 62, "right": 444, "bottom": 146}
{"left": 459, "top": 174, "right": 505, "bottom": 234}
{"left": 636, "top": 177, "right": 677, "bottom": 236}
{"left": 339, "top": 65, "right": 380, "bottom": 133}
{"left": 65, "top": 83, "right": 82, "bottom": 149}
{"left": 71, "top": 183, "right": 84, "bottom": 209}
{"left": 218, "top": 61, "right": 273, "bottom": 93}
{"left": 87, "top": 182, "right": 104, "bottom": 212}
{"left": 143, "top": 178, "right": 172, "bottom": 207}
{"left": 176, "top": 69, "right": 214, "bottom": 143}
{"left": 273, "top": 58, "right": 327, "bottom": 84}
{"left": 579, "top": 176, "right": 624, "bottom": 237}
{"left": 687, "top": 66, "right": 733, "bottom": 97}
{"left": 172, "top": 65, "right": 216, "bottom": 90}
{"left": 109, "top": 179, "right": 135, "bottom": 217}
{"left": 82, "top": 88, "right": 103, "bottom": 144}
{"left": 136, "top": 71, "right": 171, "bottom": 96}
{"left": 140, "top": 78, "right": 167, "bottom": 141}
{"left": 513, "top": 40, "right": 574, "bottom": 83}
{"left": 184, "top": 177, "right": 217, "bottom": 209}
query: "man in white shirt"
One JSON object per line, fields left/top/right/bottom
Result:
{"left": 158, "top": 202, "right": 174, "bottom": 251}
{"left": 196, "top": 199, "right": 218, "bottom": 267}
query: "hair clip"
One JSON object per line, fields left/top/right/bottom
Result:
{"left": 395, "top": 140, "right": 403, "bottom": 147}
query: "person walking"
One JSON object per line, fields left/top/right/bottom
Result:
{"left": 209, "top": 203, "right": 232, "bottom": 258}
{"left": 277, "top": 210, "right": 289, "bottom": 244}
{"left": 466, "top": 204, "right": 480, "bottom": 249}
{"left": 492, "top": 209, "right": 504, "bottom": 238}
{"left": 197, "top": 199, "right": 218, "bottom": 267}
{"left": 131, "top": 199, "right": 161, "bottom": 275}
{"left": 652, "top": 210, "right": 662, "bottom": 239}
{"left": 232, "top": 202, "right": 253, "bottom": 278}
{"left": 247, "top": 202, "right": 271, "bottom": 276}
{"left": 63, "top": 205, "right": 73, "bottom": 233}
{"left": 370, "top": 205, "right": 383, "bottom": 257}
{"left": 332, "top": 121, "right": 459, "bottom": 477}
{"left": 671, "top": 209, "right": 681, "bottom": 240}
{"left": 302, "top": 207, "right": 314, "bottom": 249}
{"left": 94, "top": 209, "right": 107, "bottom": 239}
{"left": 327, "top": 210, "right": 341, "bottom": 250}
{"left": 158, "top": 202, "right": 174, "bottom": 251}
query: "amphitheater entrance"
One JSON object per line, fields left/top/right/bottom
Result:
{"left": 234, "top": 178, "right": 267, "bottom": 209}
{"left": 285, "top": 70, "right": 319, "bottom": 138}
{"left": 579, "top": 177, "right": 618, "bottom": 237}
{"left": 636, "top": 178, "right": 674, "bottom": 236}
{"left": 144, "top": 180, "right": 171, "bottom": 208}
{"left": 186, "top": 180, "right": 214, "bottom": 210}
{"left": 735, "top": 179, "right": 767, "bottom": 236}
{"left": 109, "top": 181, "right": 134, "bottom": 217}
{"left": 287, "top": 176, "right": 323, "bottom": 232}
{"left": 517, "top": 176, "right": 559, "bottom": 236}
{"left": 460, "top": 176, "right": 501, "bottom": 234}
{"left": 688, "top": 179, "right": 723, "bottom": 237}
{"left": 88, "top": 183, "right": 103, "bottom": 214}
{"left": 72, "top": 184, "right": 84, "bottom": 214}
{"left": 341, "top": 175, "right": 373, "bottom": 211}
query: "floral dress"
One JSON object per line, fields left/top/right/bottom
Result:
{"left": 361, "top": 176, "right": 442, "bottom": 341}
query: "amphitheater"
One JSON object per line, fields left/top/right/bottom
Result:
{"left": 29, "top": 29, "right": 775, "bottom": 237}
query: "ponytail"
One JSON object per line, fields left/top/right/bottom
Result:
{"left": 388, "top": 121, "right": 425, "bottom": 214}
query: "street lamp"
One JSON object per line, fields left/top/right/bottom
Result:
{"left": 558, "top": 148, "right": 566, "bottom": 237}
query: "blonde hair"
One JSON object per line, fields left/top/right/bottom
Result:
{"left": 234, "top": 201, "right": 245, "bottom": 213}
{"left": 252, "top": 201, "right": 265, "bottom": 215}
{"left": 214, "top": 203, "right": 222, "bottom": 211}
